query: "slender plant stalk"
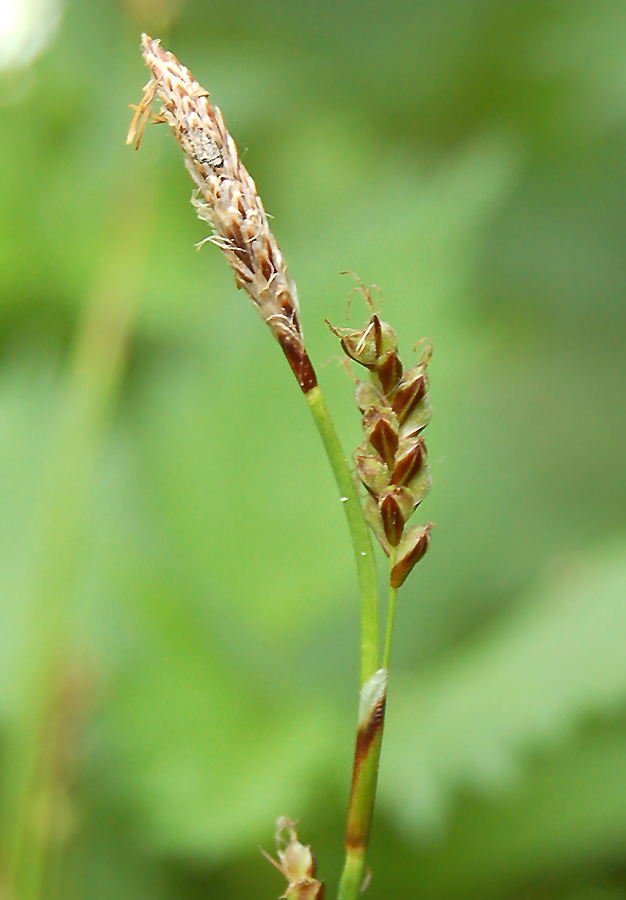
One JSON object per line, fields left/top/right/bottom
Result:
{"left": 336, "top": 546, "right": 398, "bottom": 900}
{"left": 336, "top": 665, "right": 387, "bottom": 900}
{"left": 305, "top": 386, "right": 379, "bottom": 686}
{"left": 128, "top": 38, "right": 434, "bottom": 900}
{"left": 0, "top": 167, "right": 155, "bottom": 900}
{"left": 382, "top": 548, "right": 399, "bottom": 671}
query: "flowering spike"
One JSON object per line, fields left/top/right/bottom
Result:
{"left": 129, "top": 35, "right": 317, "bottom": 393}
{"left": 329, "top": 280, "right": 433, "bottom": 583}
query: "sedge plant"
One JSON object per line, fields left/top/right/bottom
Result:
{"left": 127, "top": 35, "right": 433, "bottom": 900}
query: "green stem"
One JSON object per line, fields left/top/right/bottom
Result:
{"left": 336, "top": 668, "right": 387, "bottom": 900}
{"left": 305, "top": 386, "right": 379, "bottom": 686}
{"left": 337, "top": 849, "right": 368, "bottom": 900}
{"left": 382, "top": 548, "right": 398, "bottom": 669}
{"left": 336, "top": 549, "right": 398, "bottom": 900}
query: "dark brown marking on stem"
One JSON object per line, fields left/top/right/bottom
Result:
{"left": 356, "top": 695, "right": 386, "bottom": 764}
{"left": 345, "top": 693, "right": 387, "bottom": 851}
{"left": 277, "top": 335, "right": 318, "bottom": 393}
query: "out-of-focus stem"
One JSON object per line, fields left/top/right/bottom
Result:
{"left": 0, "top": 164, "right": 156, "bottom": 900}
{"left": 305, "top": 386, "right": 380, "bottom": 686}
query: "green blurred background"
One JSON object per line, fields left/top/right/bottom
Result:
{"left": 1, "top": 0, "right": 626, "bottom": 897}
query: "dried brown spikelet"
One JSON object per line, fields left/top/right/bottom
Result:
{"left": 262, "top": 817, "right": 325, "bottom": 900}
{"left": 127, "top": 35, "right": 317, "bottom": 393}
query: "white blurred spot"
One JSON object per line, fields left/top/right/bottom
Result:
{"left": 0, "top": 0, "right": 63, "bottom": 69}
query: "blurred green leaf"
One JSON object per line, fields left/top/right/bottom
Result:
{"left": 382, "top": 543, "right": 626, "bottom": 838}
